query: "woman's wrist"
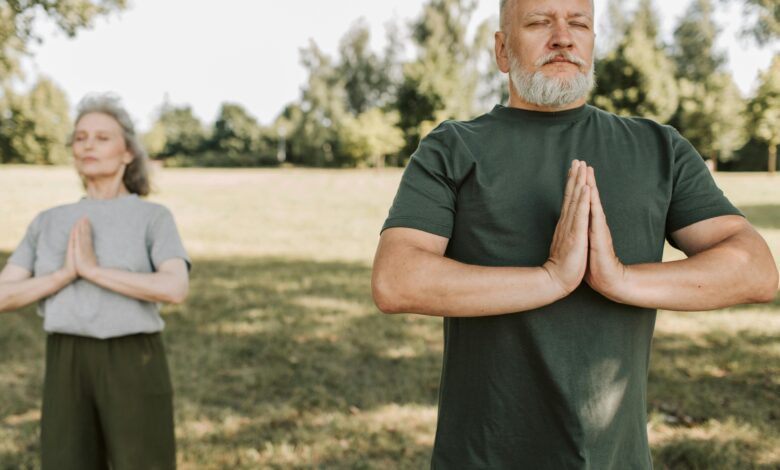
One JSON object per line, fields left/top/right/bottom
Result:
{"left": 53, "top": 268, "right": 77, "bottom": 286}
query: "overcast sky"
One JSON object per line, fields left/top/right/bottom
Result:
{"left": 24, "top": 0, "right": 777, "bottom": 131}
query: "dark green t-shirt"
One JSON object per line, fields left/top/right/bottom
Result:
{"left": 382, "top": 104, "right": 741, "bottom": 469}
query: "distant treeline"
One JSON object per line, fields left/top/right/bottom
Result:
{"left": 0, "top": 0, "right": 778, "bottom": 171}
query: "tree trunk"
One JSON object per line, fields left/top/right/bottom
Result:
{"left": 710, "top": 150, "right": 718, "bottom": 172}
{"left": 769, "top": 143, "right": 777, "bottom": 174}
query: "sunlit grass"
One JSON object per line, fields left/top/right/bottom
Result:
{"left": 1, "top": 166, "right": 778, "bottom": 468}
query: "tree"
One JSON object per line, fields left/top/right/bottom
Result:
{"left": 670, "top": 0, "right": 746, "bottom": 168}
{"left": 339, "top": 108, "right": 405, "bottom": 167}
{"left": 749, "top": 54, "right": 780, "bottom": 173}
{"left": 592, "top": 0, "right": 679, "bottom": 123}
{"left": 598, "top": 0, "right": 629, "bottom": 57}
{"left": 473, "top": 16, "right": 508, "bottom": 112}
{"left": 0, "top": 77, "right": 70, "bottom": 164}
{"left": 0, "top": 0, "right": 127, "bottom": 84}
{"left": 398, "top": 0, "right": 480, "bottom": 155}
{"left": 146, "top": 104, "right": 207, "bottom": 158}
{"left": 676, "top": 74, "right": 748, "bottom": 167}
{"left": 337, "top": 19, "right": 393, "bottom": 115}
{"left": 672, "top": 0, "right": 725, "bottom": 83}
{"left": 208, "top": 103, "right": 268, "bottom": 165}
{"left": 729, "top": 0, "right": 780, "bottom": 45}
{"left": 289, "top": 40, "right": 347, "bottom": 166}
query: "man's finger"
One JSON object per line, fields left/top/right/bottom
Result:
{"left": 564, "top": 162, "right": 587, "bottom": 234}
{"left": 559, "top": 160, "right": 579, "bottom": 224}
{"left": 588, "top": 167, "right": 613, "bottom": 254}
{"left": 574, "top": 184, "right": 591, "bottom": 237}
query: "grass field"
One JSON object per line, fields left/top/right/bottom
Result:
{"left": 1, "top": 165, "right": 778, "bottom": 469}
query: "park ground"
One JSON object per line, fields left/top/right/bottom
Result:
{"left": 0, "top": 166, "right": 778, "bottom": 469}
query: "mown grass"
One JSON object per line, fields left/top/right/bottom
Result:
{"left": 1, "top": 166, "right": 778, "bottom": 469}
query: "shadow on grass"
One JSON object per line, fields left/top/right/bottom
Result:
{"left": 739, "top": 204, "right": 780, "bottom": 230}
{"left": 648, "top": 328, "right": 780, "bottom": 469}
{"left": 0, "top": 252, "right": 442, "bottom": 468}
{"left": 3, "top": 251, "right": 778, "bottom": 468}
{"left": 653, "top": 434, "right": 777, "bottom": 470}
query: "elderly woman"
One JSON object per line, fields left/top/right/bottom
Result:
{"left": 0, "top": 94, "right": 189, "bottom": 470}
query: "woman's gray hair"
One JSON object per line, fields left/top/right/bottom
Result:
{"left": 71, "top": 93, "right": 151, "bottom": 196}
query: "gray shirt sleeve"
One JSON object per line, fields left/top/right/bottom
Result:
{"left": 147, "top": 207, "right": 191, "bottom": 271}
{"left": 8, "top": 213, "right": 42, "bottom": 273}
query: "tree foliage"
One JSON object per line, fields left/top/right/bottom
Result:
{"left": 749, "top": 54, "right": 780, "bottom": 172}
{"left": 207, "top": 103, "right": 269, "bottom": 165}
{"left": 339, "top": 108, "right": 404, "bottom": 167}
{"left": 0, "top": 77, "right": 70, "bottom": 164}
{"left": 670, "top": 0, "right": 747, "bottom": 167}
{"left": 730, "top": 0, "right": 780, "bottom": 45}
{"left": 398, "top": 0, "right": 480, "bottom": 154}
{"left": 593, "top": 0, "right": 679, "bottom": 123}
{"left": 338, "top": 19, "right": 395, "bottom": 115}
{"left": 676, "top": 74, "right": 748, "bottom": 164}
{"left": 287, "top": 41, "right": 347, "bottom": 166}
{"left": 146, "top": 104, "right": 206, "bottom": 158}
{"left": 672, "top": 0, "right": 726, "bottom": 83}
{"left": 0, "top": 0, "right": 126, "bottom": 83}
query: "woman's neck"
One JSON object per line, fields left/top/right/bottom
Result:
{"left": 84, "top": 174, "right": 130, "bottom": 200}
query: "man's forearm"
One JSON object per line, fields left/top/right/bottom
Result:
{"left": 605, "top": 232, "right": 778, "bottom": 311}
{"left": 373, "top": 245, "right": 568, "bottom": 317}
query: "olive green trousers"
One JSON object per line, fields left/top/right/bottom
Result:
{"left": 41, "top": 333, "right": 176, "bottom": 470}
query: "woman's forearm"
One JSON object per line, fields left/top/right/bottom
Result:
{"left": 80, "top": 263, "right": 189, "bottom": 305}
{"left": 0, "top": 270, "right": 73, "bottom": 312}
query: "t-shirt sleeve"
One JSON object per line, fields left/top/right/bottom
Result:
{"left": 382, "top": 123, "right": 465, "bottom": 238}
{"left": 665, "top": 127, "right": 743, "bottom": 237}
{"left": 147, "top": 207, "right": 191, "bottom": 271}
{"left": 7, "top": 213, "right": 42, "bottom": 274}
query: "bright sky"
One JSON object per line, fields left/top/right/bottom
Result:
{"left": 25, "top": 0, "right": 777, "bottom": 131}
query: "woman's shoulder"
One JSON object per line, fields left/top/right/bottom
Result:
{"left": 33, "top": 200, "right": 82, "bottom": 222}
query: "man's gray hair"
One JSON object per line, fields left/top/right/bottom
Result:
{"left": 71, "top": 93, "right": 151, "bottom": 196}
{"left": 500, "top": 0, "right": 595, "bottom": 34}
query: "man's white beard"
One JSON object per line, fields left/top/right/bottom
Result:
{"left": 509, "top": 50, "right": 595, "bottom": 109}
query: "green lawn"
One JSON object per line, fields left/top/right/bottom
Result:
{"left": 1, "top": 166, "right": 778, "bottom": 469}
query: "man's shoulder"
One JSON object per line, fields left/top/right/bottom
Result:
{"left": 588, "top": 105, "right": 674, "bottom": 134}
{"left": 430, "top": 111, "right": 495, "bottom": 136}
{"left": 588, "top": 105, "right": 681, "bottom": 140}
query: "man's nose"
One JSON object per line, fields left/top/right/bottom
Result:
{"left": 550, "top": 21, "right": 574, "bottom": 49}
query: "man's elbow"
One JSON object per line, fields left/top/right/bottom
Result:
{"left": 371, "top": 270, "right": 407, "bottom": 314}
{"left": 752, "top": 263, "right": 779, "bottom": 304}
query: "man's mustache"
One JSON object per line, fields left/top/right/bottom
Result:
{"left": 535, "top": 51, "right": 587, "bottom": 67}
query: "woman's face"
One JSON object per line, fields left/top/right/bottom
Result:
{"left": 72, "top": 112, "right": 133, "bottom": 180}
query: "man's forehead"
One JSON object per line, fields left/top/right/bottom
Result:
{"left": 513, "top": 0, "right": 594, "bottom": 18}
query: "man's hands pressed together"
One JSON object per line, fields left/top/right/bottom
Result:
{"left": 542, "top": 159, "right": 629, "bottom": 301}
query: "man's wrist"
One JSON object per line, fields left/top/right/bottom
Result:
{"left": 600, "top": 263, "right": 634, "bottom": 304}
{"left": 538, "top": 264, "right": 575, "bottom": 302}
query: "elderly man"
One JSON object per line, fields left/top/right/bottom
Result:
{"left": 371, "top": 0, "right": 778, "bottom": 468}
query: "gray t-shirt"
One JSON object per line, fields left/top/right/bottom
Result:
{"left": 9, "top": 194, "right": 190, "bottom": 339}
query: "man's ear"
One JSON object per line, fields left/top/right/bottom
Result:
{"left": 495, "top": 31, "right": 510, "bottom": 74}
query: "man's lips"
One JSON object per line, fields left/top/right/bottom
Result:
{"left": 547, "top": 57, "right": 576, "bottom": 65}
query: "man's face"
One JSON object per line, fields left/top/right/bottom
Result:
{"left": 497, "top": 0, "right": 596, "bottom": 108}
